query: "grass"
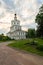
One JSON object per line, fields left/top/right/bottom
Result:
{"left": 8, "top": 38, "right": 43, "bottom": 56}
{"left": 0, "top": 40, "right": 13, "bottom": 43}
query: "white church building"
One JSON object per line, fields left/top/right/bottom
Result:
{"left": 7, "top": 14, "right": 26, "bottom": 40}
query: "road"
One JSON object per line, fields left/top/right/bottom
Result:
{"left": 0, "top": 41, "right": 43, "bottom": 65}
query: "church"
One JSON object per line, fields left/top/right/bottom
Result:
{"left": 7, "top": 14, "right": 26, "bottom": 40}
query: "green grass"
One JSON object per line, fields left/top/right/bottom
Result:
{"left": 0, "top": 40, "right": 13, "bottom": 43}
{"left": 8, "top": 38, "right": 43, "bottom": 56}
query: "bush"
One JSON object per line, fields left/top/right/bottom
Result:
{"left": 0, "top": 34, "right": 11, "bottom": 41}
{"left": 37, "top": 45, "right": 43, "bottom": 51}
{"left": 24, "top": 41, "right": 38, "bottom": 47}
{"left": 24, "top": 43, "right": 30, "bottom": 45}
{"left": 30, "top": 40, "right": 38, "bottom": 46}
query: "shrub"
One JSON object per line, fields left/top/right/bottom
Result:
{"left": 0, "top": 34, "right": 11, "bottom": 41}
{"left": 24, "top": 43, "right": 30, "bottom": 45}
{"left": 37, "top": 45, "right": 43, "bottom": 51}
{"left": 30, "top": 40, "right": 38, "bottom": 46}
{"left": 24, "top": 41, "right": 38, "bottom": 47}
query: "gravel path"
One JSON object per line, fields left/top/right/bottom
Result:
{"left": 0, "top": 41, "right": 43, "bottom": 65}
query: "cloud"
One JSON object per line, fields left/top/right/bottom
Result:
{"left": 0, "top": 0, "right": 43, "bottom": 34}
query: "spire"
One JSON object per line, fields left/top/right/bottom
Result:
{"left": 14, "top": 13, "right": 17, "bottom": 20}
{"left": 15, "top": 13, "right": 16, "bottom": 18}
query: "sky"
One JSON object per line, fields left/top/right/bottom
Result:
{"left": 0, "top": 0, "right": 43, "bottom": 34}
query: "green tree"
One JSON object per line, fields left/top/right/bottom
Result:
{"left": 35, "top": 4, "right": 43, "bottom": 37}
{"left": 0, "top": 33, "right": 11, "bottom": 41}
{"left": 0, "top": 33, "right": 4, "bottom": 40}
{"left": 26, "top": 29, "right": 35, "bottom": 38}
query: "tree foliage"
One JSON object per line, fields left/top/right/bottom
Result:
{"left": 0, "top": 34, "right": 11, "bottom": 41}
{"left": 26, "top": 29, "right": 35, "bottom": 38}
{"left": 35, "top": 4, "right": 43, "bottom": 37}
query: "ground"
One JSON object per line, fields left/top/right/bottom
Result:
{"left": 0, "top": 41, "right": 43, "bottom": 65}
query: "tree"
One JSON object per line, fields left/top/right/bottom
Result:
{"left": 26, "top": 29, "right": 35, "bottom": 38}
{"left": 35, "top": 4, "right": 43, "bottom": 37}
{"left": 0, "top": 34, "right": 11, "bottom": 41}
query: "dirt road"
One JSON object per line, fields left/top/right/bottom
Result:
{"left": 0, "top": 41, "right": 43, "bottom": 65}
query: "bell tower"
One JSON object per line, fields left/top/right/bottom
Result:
{"left": 11, "top": 13, "right": 21, "bottom": 31}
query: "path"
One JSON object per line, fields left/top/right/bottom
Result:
{"left": 0, "top": 41, "right": 43, "bottom": 65}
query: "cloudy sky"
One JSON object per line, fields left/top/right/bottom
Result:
{"left": 0, "top": 0, "right": 43, "bottom": 34}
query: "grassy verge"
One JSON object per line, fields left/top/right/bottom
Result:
{"left": 8, "top": 38, "right": 43, "bottom": 56}
{"left": 0, "top": 40, "right": 13, "bottom": 43}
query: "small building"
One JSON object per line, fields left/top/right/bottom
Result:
{"left": 7, "top": 14, "right": 26, "bottom": 40}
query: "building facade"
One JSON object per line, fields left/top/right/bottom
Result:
{"left": 7, "top": 14, "right": 26, "bottom": 40}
